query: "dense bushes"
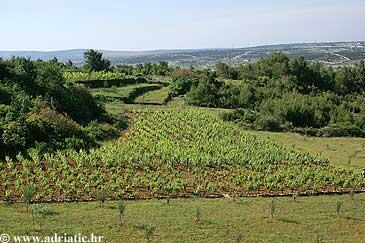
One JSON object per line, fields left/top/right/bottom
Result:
{"left": 63, "top": 85, "right": 106, "bottom": 124}
{"left": 26, "top": 108, "right": 83, "bottom": 143}
{"left": 214, "top": 52, "right": 365, "bottom": 96}
{"left": 0, "top": 57, "right": 125, "bottom": 157}
{"left": 115, "top": 61, "right": 172, "bottom": 76}
{"left": 186, "top": 75, "right": 223, "bottom": 107}
{"left": 168, "top": 69, "right": 201, "bottom": 97}
{"left": 183, "top": 52, "right": 365, "bottom": 137}
{"left": 220, "top": 91, "right": 365, "bottom": 137}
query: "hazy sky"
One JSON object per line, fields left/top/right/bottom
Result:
{"left": 1, "top": 0, "right": 365, "bottom": 51}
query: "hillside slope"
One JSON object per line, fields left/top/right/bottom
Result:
{"left": 1, "top": 41, "right": 364, "bottom": 67}
{"left": 1, "top": 109, "right": 363, "bottom": 202}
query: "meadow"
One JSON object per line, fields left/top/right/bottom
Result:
{"left": 2, "top": 194, "right": 365, "bottom": 242}
{"left": 89, "top": 84, "right": 162, "bottom": 103}
{"left": 258, "top": 132, "right": 365, "bottom": 170}
{"left": 134, "top": 87, "right": 170, "bottom": 104}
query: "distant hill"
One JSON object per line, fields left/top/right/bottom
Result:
{"left": 1, "top": 42, "right": 365, "bottom": 67}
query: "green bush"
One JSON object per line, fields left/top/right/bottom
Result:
{"left": 62, "top": 85, "right": 106, "bottom": 124}
{"left": 0, "top": 57, "right": 120, "bottom": 157}
{"left": 26, "top": 108, "right": 84, "bottom": 148}
{"left": 254, "top": 114, "right": 283, "bottom": 132}
{"left": 83, "top": 122, "right": 119, "bottom": 142}
{"left": 186, "top": 76, "right": 223, "bottom": 107}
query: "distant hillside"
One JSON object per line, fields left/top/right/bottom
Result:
{"left": 1, "top": 42, "right": 365, "bottom": 67}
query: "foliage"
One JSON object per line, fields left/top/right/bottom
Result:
{"left": 118, "top": 199, "right": 127, "bottom": 225}
{"left": 269, "top": 200, "right": 275, "bottom": 219}
{"left": 169, "top": 68, "right": 202, "bottom": 96}
{"left": 1, "top": 110, "right": 363, "bottom": 202}
{"left": 0, "top": 57, "right": 120, "bottom": 157}
{"left": 143, "top": 224, "right": 156, "bottom": 243}
{"left": 21, "top": 185, "right": 37, "bottom": 212}
{"left": 97, "top": 188, "right": 108, "bottom": 208}
{"left": 115, "top": 61, "right": 172, "bottom": 76}
{"left": 83, "top": 49, "right": 111, "bottom": 72}
{"left": 336, "top": 201, "right": 343, "bottom": 217}
{"left": 64, "top": 71, "right": 125, "bottom": 82}
{"left": 205, "top": 55, "right": 365, "bottom": 136}
{"left": 186, "top": 74, "right": 223, "bottom": 107}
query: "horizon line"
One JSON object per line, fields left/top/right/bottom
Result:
{"left": 1, "top": 40, "right": 364, "bottom": 53}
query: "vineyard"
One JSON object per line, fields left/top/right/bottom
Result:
{"left": 1, "top": 109, "right": 363, "bottom": 202}
{"left": 64, "top": 71, "right": 126, "bottom": 82}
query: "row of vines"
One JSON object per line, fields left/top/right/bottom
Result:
{"left": 0, "top": 110, "right": 364, "bottom": 202}
{"left": 64, "top": 71, "right": 126, "bottom": 82}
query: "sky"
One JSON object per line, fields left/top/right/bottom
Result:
{"left": 1, "top": 0, "right": 365, "bottom": 51}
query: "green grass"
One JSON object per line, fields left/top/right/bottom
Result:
{"left": 89, "top": 83, "right": 156, "bottom": 99}
{"left": 257, "top": 131, "right": 365, "bottom": 170}
{"left": 2, "top": 194, "right": 365, "bottom": 242}
{"left": 134, "top": 86, "right": 170, "bottom": 104}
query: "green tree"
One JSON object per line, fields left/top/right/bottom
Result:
{"left": 83, "top": 49, "right": 111, "bottom": 72}
{"left": 215, "top": 62, "right": 238, "bottom": 79}
{"left": 186, "top": 76, "right": 223, "bottom": 107}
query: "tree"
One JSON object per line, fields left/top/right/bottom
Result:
{"left": 157, "top": 61, "right": 169, "bottom": 75}
{"left": 66, "top": 60, "right": 73, "bottom": 67}
{"left": 186, "top": 76, "right": 223, "bottom": 107}
{"left": 169, "top": 69, "right": 201, "bottom": 96}
{"left": 215, "top": 62, "right": 238, "bottom": 79}
{"left": 0, "top": 57, "right": 111, "bottom": 157}
{"left": 0, "top": 58, "right": 11, "bottom": 80}
{"left": 257, "top": 52, "right": 290, "bottom": 79}
{"left": 83, "top": 49, "right": 111, "bottom": 72}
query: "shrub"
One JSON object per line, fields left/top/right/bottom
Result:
{"left": 144, "top": 224, "right": 156, "bottom": 242}
{"left": 62, "top": 85, "right": 106, "bottom": 124}
{"left": 169, "top": 69, "right": 200, "bottom": 96}
{"left": 221, "top": 109, "right": 257, "bottom": 124}
{"left": 21, "top": 185, "right": 37, "bottom": 212}
{"left": 320, "top": 124, "right": 365, "bottom": 137}
{"left": 97, "top": 188, "right": 108, "bottom": 208}
{"left": 83, "top": 122, "right": 119, "bottom": 142}
{"left": 26, "top": 108, "right": 83, "bottom": 148}
{"left": 336, "top": 201, "right": 343, "bottom": 217}
{"left": 118, "top": 200, "right": 127, "bottom": 225}
{"left": 1, "top": 121, "right": 27, "bottom": 152}
{"left": 269, "top": 200, "right": 275, "bottom": 219}
{"left": 186, "top": 76, "right": 223, "bottom": 107}
{"left": 254, "top": 114, "right": 283, "bottom": 132}
{"left": 64, "top": 137, "right": 87, "bottom": 150}
{"left": 195, "top": 207, "right": 201, "bottom": 223}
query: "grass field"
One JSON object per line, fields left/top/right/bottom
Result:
{"left": 89, "top": 83, "right": 157, "bottom": 99}
{"left": 2, "top": 194, "right": 365, "bottom": 242}
{"left": 134, "top": 86, "right": 170, "bottom": 104}
{"left": 258, "top": 131, "right": 365, "bottom": 170}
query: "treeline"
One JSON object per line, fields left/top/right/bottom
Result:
{"left": 115, "top": 61, "right": 172, "bottom": 76}
{"left": 63, "top": 49, "right": 173, "bottom": 77}
{"left": 170, "top": 52, "right": 365, "bottom": 137}
{"left": 0, "top": 57, "right": 126, "bottom": 158}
